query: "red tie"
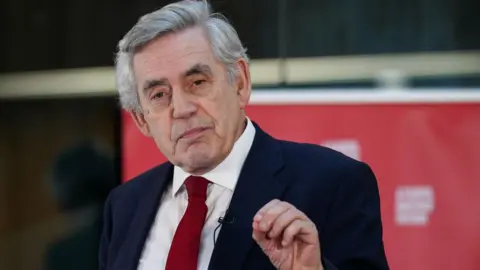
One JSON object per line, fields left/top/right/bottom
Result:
{"left": 165, "top": 176, "right": 210, "bottom": 270}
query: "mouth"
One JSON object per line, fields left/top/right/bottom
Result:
{"left": 179, "top": 127, "right": 209, "bottom": 140}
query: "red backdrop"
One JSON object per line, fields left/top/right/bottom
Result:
{"left": 122, "top": 100, "right": 480, "bottom": 270}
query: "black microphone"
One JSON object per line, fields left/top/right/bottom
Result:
{"left": 214, "top": 210, "right": 234, "bottom": 244}
{"left": 217, "top": 211, "right": 234, "bottom": 224}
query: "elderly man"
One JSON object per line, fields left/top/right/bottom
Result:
{"left": 99, "top": 1, "right": 389, "bottom": 270}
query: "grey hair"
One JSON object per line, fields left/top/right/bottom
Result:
{"left": 115, "top": 0, "right": 249, "bottom": 112}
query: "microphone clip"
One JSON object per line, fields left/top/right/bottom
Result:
{"left": 217, "top": 215, "right": 234, "bottom": 224}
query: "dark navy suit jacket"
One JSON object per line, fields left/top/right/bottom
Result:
{"left": 99, "top": 123, "right": 389, "bottom": 270}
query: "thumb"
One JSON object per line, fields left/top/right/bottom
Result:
{"left": 252, "top": 221, "right": 268, "bottom": 246}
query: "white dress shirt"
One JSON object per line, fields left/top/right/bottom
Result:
{"left": 138, "top": 118, "right": 256, "bottom": 270}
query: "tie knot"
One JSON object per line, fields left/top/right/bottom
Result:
{"left": 185, "top": 176, "right": 209, "bottom": 199}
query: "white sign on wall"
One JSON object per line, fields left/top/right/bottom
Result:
{"left": 395, "top": 185, "right": 435, "bottom": 226}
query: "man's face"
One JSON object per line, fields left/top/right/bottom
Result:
{"left": 131, "top": 26, "right": 251, "bottom": 174}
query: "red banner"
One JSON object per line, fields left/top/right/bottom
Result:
{"left": 122, "top": 93, "right": 480, "bottom": 270}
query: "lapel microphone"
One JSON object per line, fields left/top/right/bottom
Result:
{"left": 217, "top": 210, "right": 234, "bottom": 224}
{"left": 214, "top": 210, "right": 234, "bottom": 244}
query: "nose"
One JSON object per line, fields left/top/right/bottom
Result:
{"left": 171, "top": 90, "right": 197, "bottom": 119}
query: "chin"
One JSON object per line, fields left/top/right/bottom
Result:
{"left": 181, "top": 149, "right": 216, "bottom": 172}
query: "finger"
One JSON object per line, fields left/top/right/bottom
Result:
{"left": 252, "top": 224, "right": 265, "bottom": 240}
{"left": 282, "top": 220, "right": 317, "bottom": 247}
{"left": 252, "top": 221, "right": 268, "bottom": 245}
{"left": 257, "top": 201, "right": 292, "bottom": 233}
{"left": 253, "top": 222, "right": 285, "bottom": 251}
{"left": 254, "top": 199, "right": 281, "bottom": 222}
{"left": 268, "top": 207, "right": 305, "bottom": 239}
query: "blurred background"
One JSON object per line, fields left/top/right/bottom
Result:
{"left": 1, "top": 0, "right": 479, "bottom": 269}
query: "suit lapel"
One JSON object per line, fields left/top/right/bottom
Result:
{"left": 208, "top": 123, "right": 289, "bottom": 270}
{"left": 113, "top": 162, "right": 173, "bottom": 270}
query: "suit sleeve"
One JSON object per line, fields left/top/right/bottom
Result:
{"left": 99, "top": 192, "right": 114, "bottom": 270}
{"left": 320, "top": 161, "right": 390, "bottom": 270}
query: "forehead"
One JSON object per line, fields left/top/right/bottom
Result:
{"left": 133, "top": 27, "right": 217, "bottom": 80}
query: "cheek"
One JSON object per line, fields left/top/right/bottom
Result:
{"left": 219, "top": 95, "right": 240, "bottom": 124}
{"left": 211, "top": 104, "right": 230, "bottom": 136}
{"left": 155, "top": 128, "right": 177, "bottom": 157}
{"left": 200, "top": 88, "right": 238, "bottom": 137}
{"left": 145, "top": 116, "right": 174, "bottom": 145}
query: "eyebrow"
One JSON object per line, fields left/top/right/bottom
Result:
{"left": 141, "top": 63, "right": 212, "bottom": 93}
{"left": 183, "top": 63, "right": 213, "bottom": 78}
{"left": 142, "top": 78, "right": 169, "bottom": 93}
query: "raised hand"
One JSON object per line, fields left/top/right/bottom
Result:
{"left": 252, "top": 199, "right": 324, "bottom": 270}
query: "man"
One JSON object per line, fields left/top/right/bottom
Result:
{"left": 99, "top": 1, "right": 389, "bottom": 269}
{"left": 46, "top": 140, "right": 116, "bottom": 270}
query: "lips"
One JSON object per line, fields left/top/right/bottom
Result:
{"left": 179, "top": 127, "right": 209, "bottom": 140}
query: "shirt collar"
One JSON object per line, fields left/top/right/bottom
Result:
{"left": 172, "top": 117, "right": 256, "bottom": 197}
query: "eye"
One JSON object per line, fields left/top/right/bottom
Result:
{"left": 151, "top": 91, "right": 166, "bottom": 100}
{"left": 193, "top": 79, "right": 206, "bottom": 86}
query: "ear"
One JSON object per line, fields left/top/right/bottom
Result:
{"left": 130, "top": 110, "right": 152, "bottom": 137}
{"left": 234, "top": 58, "right": 251, "bottom": 109}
